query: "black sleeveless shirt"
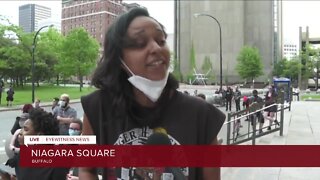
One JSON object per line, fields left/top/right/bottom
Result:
{"left": 81, "top": 89, "right": 225, "bottom": 179}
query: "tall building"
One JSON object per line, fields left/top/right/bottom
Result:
{"left": 283, "top": 42, "right": 298, "bottom": 60}
{"left": 62, "top": 0, "right": 124, "bottom": 47}
{"left": 175, "top": 0, "right": 283, "bottom": 83}
{"left": 19, "top": 4, "right": 51, "bottom": 33}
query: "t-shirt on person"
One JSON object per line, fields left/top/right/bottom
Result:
{"left": 81, "top": 89, "right": 225, "bottom": 179}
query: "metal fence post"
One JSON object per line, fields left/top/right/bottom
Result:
{"left": 289, "top": 86, "right": 292, "bottom": 111}
{"left": 227, "top": 113, "right": 231, "bottom": 145}
{"left": 252, "top": 113, "right": 256, "bottom": 145}
{"left": 280, "top": 91, "right": 285, "bottom": 136}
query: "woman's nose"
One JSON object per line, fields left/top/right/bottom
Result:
{"left": 149, "top": 41, "right": 161, "bottom": 53}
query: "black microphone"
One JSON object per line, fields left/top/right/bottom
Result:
{"left": 146, "top": 132, "right": 171, "bottom": 145}
{"left": 145, "top": 132, "right": 186, "bottom": 180}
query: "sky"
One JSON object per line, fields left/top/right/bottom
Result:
{"left": 282, "top": 1, "right": 320, "bottom": 43}
{"left": 0, "top": 0, "right": 174, "bottom": 33}
{"left": 1, "top": 1, "right": 320, "bottom": 44}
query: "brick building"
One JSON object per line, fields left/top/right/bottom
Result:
{"left": 62, "top": 0, "right": 124, "bottom": 47}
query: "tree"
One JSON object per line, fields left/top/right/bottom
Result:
{"left": 37, "top": 28, "right": 64, "bottom": 85}
{"left": 201, "top": 56, "right": 215, "bottom": 84}
{"left": 0, "top": 21, "right": 32, "bottom": 86}
{"left": 61, "top": 28, "right": 99, "bottom": 91}
{"left": 171, "top": 56, "right": 183, "bottom": 82}
{"left": 186, "top": 42, "right": 197, "bottom": 84}
{"left": 283, "top": 58, "right": 301, "bottom": 82}
{"left": 273, "top": 58, "right": 287, "bottom": 77}
{"left": 273, "top": 57, "right": 301, "bottom": 84}
{"left": 236, "top": 46, "right": 263, "bottom": 84}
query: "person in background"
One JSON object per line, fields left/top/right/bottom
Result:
{"left": 17, "top": 109, "right": 69, "bottom": 180}
{"left": 242, "top": 96, "right": 250, "bottom": 121}
{"left": 295, "top": 87, "right": 300, "bottom": 101}
{"left": 52, "top": 97, "right": 60, "bottom": 117}
{"left": 68, "top": 119, "right": 82, "bottom": 136}
{"left": 0, "top": 85, "right": 3, "bottom": 105}
{"left": 196, "top": 93, "right": 206, "bottom": 100}
{"left": 56, "top": 94, "right": 77, "bottom": 135}
{"left": 234, "top": 86, "right": 241, "bottom": 112}
{"left": 193, "top": 89, "right": 198, "bottom": 96}
{"left": 66, "top": 119, "right": 83, "bottom": 180}
{"left": 52, "top": 97, "right": 59, "bottom": 110}
{"left": 5, "top": 113, "right": 30, "bottom": 179}
{"left": 225, "top": 86, "right": 233, "bottom": 111}
{"left": 10, "top": 104, "right": 34, "bottom": 135}
{"left": 33, "top": 98, "right": 43, "bottom": 110}
{"left": 264, "top": 85, "right": 279, "bottom": 130}
{"left": 6, "top": 85, "right": 14, "bottom": 107}
{"left": 80, "top": 7, "right": 225, "bottom": 180}
{"left": 249, "top": 90, "right": 264, "bottom": 134}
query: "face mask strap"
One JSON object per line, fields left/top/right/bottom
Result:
{"left": 120, "top": 59, "right": 135, "bottom": 76}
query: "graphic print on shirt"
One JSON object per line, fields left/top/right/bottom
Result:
{"left": 114, "top": 126, "right": 189, "bottom": 180}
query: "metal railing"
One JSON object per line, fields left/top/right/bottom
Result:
{"left": 225, "top": 91, "right": 289, "bottom": 145}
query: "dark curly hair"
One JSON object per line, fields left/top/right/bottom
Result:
{"left": 91, "top": 7, "right": 178, "bottom": 123}
{"left": 29, "top": 109, "right": 59, "bottom": 135}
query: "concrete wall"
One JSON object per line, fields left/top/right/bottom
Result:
{"left": 177, "top": 0, "right": 278, "bottom": 84}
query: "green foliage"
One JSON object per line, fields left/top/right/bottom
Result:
{"left": 37, "top": 28, "right": 64, "bottom": 83}
{"left": 236, "top": 46, "right": 263, "bottom": 81}
{"left": 186, "top": 42, "right": 197, "bottom": 84}
{"left": 273, "top": 58, "right": 287, "bottom": 77}
{"left": 201, "top": 56, "right": 215, "bottom": 82}
{"left": 60, "top": 28, "right": 99, "bottom": 91}
{"left": 273, "top": 57, "right": 301, "bottom": 81}
{"left": 171, "top": 57, "right": 183, "bottom": 82}
{"left": 189, "top": 42, "right": 196, "bottom": 71}
{"left": 0, "top": 21, "right": 33, "bottom": 85}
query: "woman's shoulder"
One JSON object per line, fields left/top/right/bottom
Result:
{"left": 81, "top": 90, "right": 105, "bottom": 110}
{"left": 81, "top": 89, "right": 110, "bottom": 104}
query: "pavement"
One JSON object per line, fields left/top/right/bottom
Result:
{"left": 221, "top": 100, "right": 320, "bottom": 180}
{"left": 1, "top": 86, "right": 320, "bottom": 179}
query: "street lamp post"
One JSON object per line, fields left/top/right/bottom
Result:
{"left": 31, "top": 25, "right": 52, "bottom": 103}
{"left": 194, "top": 13, "right": 223, "bottom": 91}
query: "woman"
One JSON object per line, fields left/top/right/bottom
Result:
{"left": 264, "top": 85, "right": 279, "bottom": 130}
{"left": 10, "top": 104, "right": 33, "bottom": 135}
{"left": 17, "top": 109, "right": 69, "bottom": 180}
{"left": 80, "top": 8, "right": 225, "bottom": 180}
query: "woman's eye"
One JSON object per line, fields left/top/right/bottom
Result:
{"left": 135, "top": 41, "right": 146, "bottom": 48}
{"left": 158, "top": 39, "right": 166, "bottom": 46}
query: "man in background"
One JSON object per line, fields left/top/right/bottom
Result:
{"left": 55, "top": 94, "right": 77, "bottom": 135}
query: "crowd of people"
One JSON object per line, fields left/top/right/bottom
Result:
{"left": 2, "top": 93, "right": 81, "bottom": 180}
{"left": 0, "top": 6, "right": 287, "bottom": 180}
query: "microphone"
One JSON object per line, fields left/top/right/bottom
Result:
{"left": 145, "top": 132, "right": 186, "bottom": 180}
{"left": 146, "top": 132, "right": 171, "bottom": 145}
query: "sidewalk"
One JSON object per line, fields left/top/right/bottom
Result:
{"left": 222, "top": 101, "right": 320, "bottom": 180}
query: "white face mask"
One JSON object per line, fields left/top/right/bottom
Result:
{"left": 121, "top": 60, "right": 169, "bottom": 102}
{"left": 59, "top": 101, "right": 66, "bottom": 108}
{"left": 19, "top": 119, "right": 26, "bottom": 128}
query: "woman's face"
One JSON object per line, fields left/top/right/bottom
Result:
{"left": 122, "top": 16, "right": 170, "bottom": 81}
{"left": 18, "top": 119, "right": 37, "bottom": 145}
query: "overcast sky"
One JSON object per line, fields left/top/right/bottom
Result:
{"left": 1, "top": 0, "right": 320, "bottom": 44}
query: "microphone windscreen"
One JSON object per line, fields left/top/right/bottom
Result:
{"left": 146, "top": 132, "right": 171, "bottom": 145}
